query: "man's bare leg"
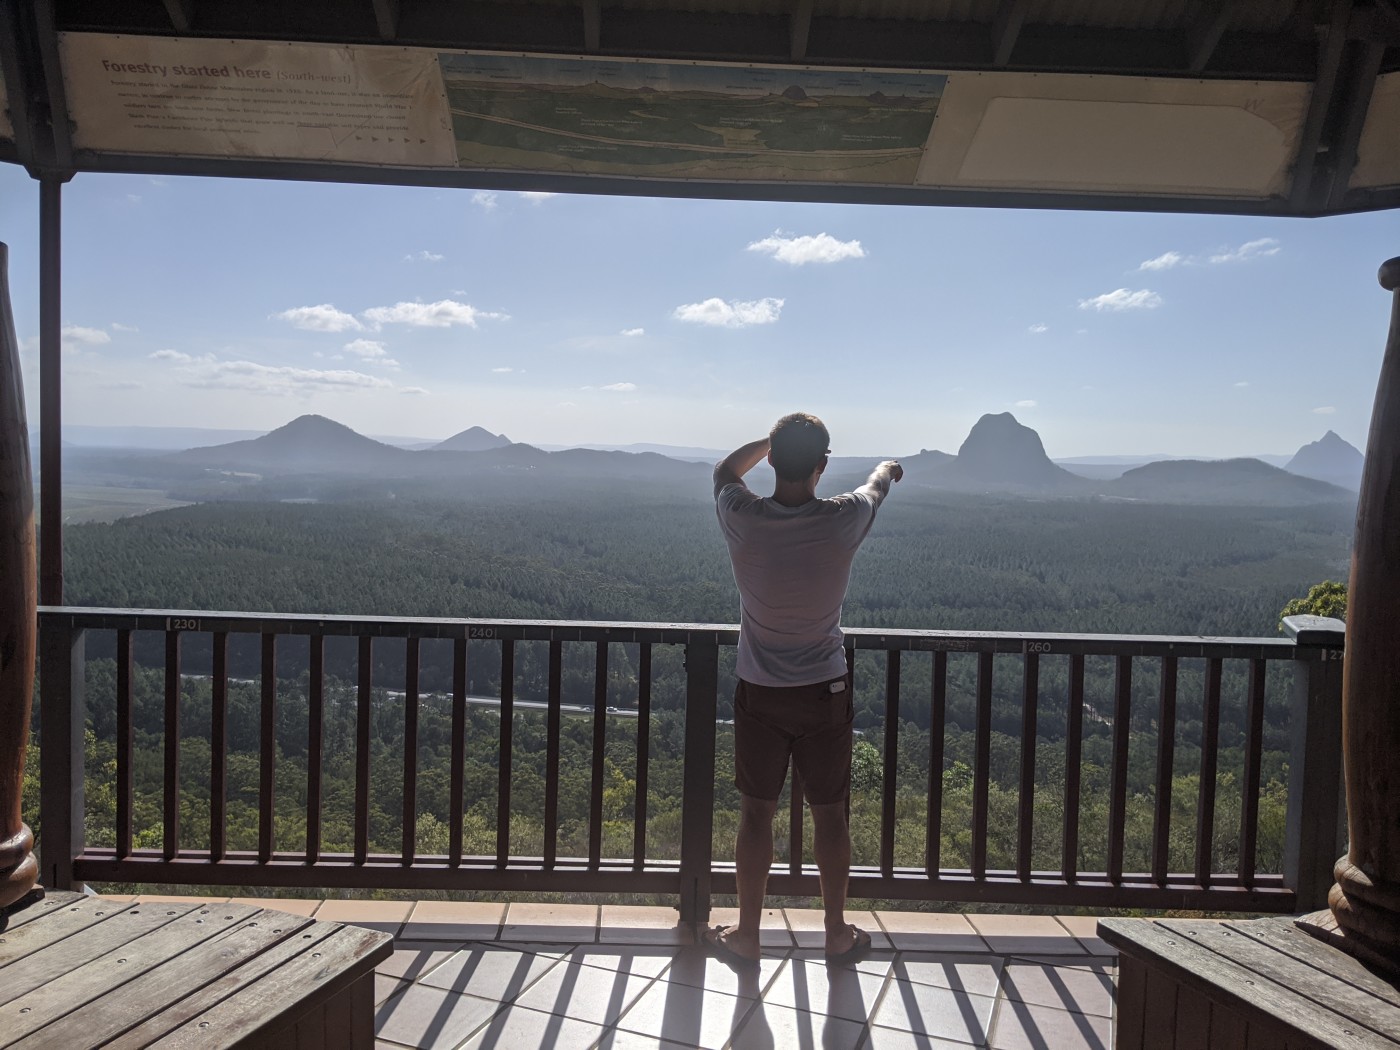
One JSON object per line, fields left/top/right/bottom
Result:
{"left": 810, "top": 798, "right": 859, "bottom": 955}
{"left": 711, "top": 793, "right": 778, "bottom": 963}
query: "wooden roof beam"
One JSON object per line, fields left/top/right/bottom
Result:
{"left": 790, "top": 0, "right": 813, "bottom": 61}
{"left": 1325, "top": 38, "right": 1387, "bottom": 209}
{"left": 162, "top": 0, "right": 193, "bottom": 34}
{"left": 1186, "top": 0, "right": 1238, "bottom": 72}
{"left": 372, "top": 0, "right": 399, "bottom": 40}
{"left": 991, "top": 0, "right": 1029, "bottom": 66}
{"left": 1289, "top": 0, "right": 1353, "bottom": 211}
{"left": 583, "top": 0, "right": 601, "bottom": 52}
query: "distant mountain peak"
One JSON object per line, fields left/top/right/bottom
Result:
{"left": 1286, "top": 430, "right": 1363, "bottom": 490}
{"left": 433, "top": 426, "right": 511, "bottom": 453}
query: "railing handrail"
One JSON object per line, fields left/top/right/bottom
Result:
{"left": 39, "top": 606, "right": 1307, "bottom": 658}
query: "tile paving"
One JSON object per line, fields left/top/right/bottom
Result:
{"left": 106, "top": 895, "right": 1115, "bottom": 1049}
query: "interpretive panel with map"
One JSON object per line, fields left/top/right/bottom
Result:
{"left": 438, "top": 54, "right": 945, "bottom": 184}
{"left": 61, "top": 34, "right": 456, "bottom": 167}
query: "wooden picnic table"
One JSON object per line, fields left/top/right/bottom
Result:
{"left": 1100, "top": 914, "right": 1400, "bottom": 1050}
{"left": 0, "top": 890, "right": 392, "bottom": 1048}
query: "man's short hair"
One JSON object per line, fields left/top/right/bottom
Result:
{"left": 769, "top": 412, "right": 830, "bottom": 482}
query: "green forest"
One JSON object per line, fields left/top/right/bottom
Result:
{"left": 26, "top": 479, "right": 1352, "bottom": 909}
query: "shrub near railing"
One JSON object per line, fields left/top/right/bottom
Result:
{"left": 38, "top": 609, "right": 1345, "bottom": 919}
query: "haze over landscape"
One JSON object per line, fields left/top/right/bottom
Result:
{"left": 0, "top": 164, "right": 1393, "bottom": 460}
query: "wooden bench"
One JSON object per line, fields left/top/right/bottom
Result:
{"left": 1100, "top": 915, "right": 1400, "bottom": 1049}
{"left": 0, "top": 890, "right": 392, "bottom": 1048}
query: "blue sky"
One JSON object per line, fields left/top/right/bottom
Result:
{"left": 0, "top": 161, "right": 1395, "bottom": 457}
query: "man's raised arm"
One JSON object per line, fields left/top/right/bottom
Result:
{"left": 714, "top": 437, "right": 771, "bottom": 497}
{"left": 857, "top": 460, "right": 904, "bottom": 502}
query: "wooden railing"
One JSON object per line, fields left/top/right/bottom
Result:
{"left": 36, "top": 608, "right": 1346, "bottom": 921}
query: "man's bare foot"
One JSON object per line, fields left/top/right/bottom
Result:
{"left": 703, "top": 923, "right": 761, "bottom": 969}
{"left": 824, "top": 923, "right": 872, "bottom": 964}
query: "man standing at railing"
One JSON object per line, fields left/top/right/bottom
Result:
{"left": 708, "top": 413, "right": 902, "bottom": 968}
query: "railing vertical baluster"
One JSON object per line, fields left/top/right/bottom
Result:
{"left": 496, "top": 639, "right": 515, "bottom": 866}
{"left": 1017, "top": 650, "right": 1039, "bottom": 882}
{"left": 972, "top": 651, "right": 992, "bottom": 879}
{"left": 926, "top": 650, "right": 947, "bottom": 877}
{"left": 1107, "top": 654, "right": 1132, "bottom": 884}
{"left": 210, "top": 632, "right": 228, "bottom": 863}
{"left": 880, "top": 649, "right": 900, "bottom": 877}
{"left": 588, "top": 641, "right": 608, "bottom": 869}
{"left": 1196, "top": 658, "right": 1223, "bottom": 887}
{"left": 354, "top": 636, "right": 371, "bottom": 865}
{"left": 544, "top": 640, "right": 562, "bottom": 870}
{"left": 1063, "top": 654, "right": 1085, "bottom": 883}
{"left": 115, "top": 629, "right": 133, "bottom": 860}
{"left": 1152, "top": 656, "right": 1179, "bottom": 886}
{"left": 163, "top": 630, "right": 181, "bottom": 862}
{"left": 258, "top": 633, "right": 276, "bottom": 864}
{"left": 402, "top": 637, "right": 419, "bottom": 866}
{"left": 788, "top": 767, "right": 803, "bottom": 876}
{"left": 1239, "top": 658, "right": 1266, "bottom": 887}
{"left": 678, "top": 636, "right": 719, "bottom": 924}
{"left": 305, "top": 635, "right": 323, "bottom": 864}
{"left": 449, "top": 637, "right": 467, "bottom": 866}
{"left": 632, "top": 643, "right": 651, "bottom": 871}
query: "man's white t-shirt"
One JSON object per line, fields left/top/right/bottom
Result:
{"left": 715, "top": 480, "right": 888, "bottom": 687}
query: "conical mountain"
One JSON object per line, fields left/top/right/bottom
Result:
{"left": 1286, "top": 430, "right": 1363, "bottom": 490}
{"left": 945, "top": 413, "right": 1087, "bottom": 491}
{"left": 433, "top": 426, "right": 511, "bottom": 452}
{"left": 173, "top": 414, "right": 410, "bottom": 473}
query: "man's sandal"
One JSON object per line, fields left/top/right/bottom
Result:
{"left": 824, "top": 924, "right": 872, "bottom": 966}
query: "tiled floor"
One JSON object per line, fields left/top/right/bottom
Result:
{"left": 117, "top": 895, "right": 1117, "bottom": 1049}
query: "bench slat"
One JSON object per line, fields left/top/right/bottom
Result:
{"left": 28, "top": 912, "right": 317, "bottom": 1048}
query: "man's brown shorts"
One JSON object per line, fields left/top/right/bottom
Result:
{"left": 733, "top": 673, "right": 853, "bottom": 806}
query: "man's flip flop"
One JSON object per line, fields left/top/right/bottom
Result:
{"left": 824, "top": 924, "right": 872, "bottom": 966}
{"left": 703, "top": 924, "right": 760, "bottom": 971}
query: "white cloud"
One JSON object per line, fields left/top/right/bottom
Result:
{"left": 149, "top": 349, "right": 193, "bottom": 363}
{"left": 1028, "top": 323, "right": 1048, "bottom": 334}
{"left": 621, "top": 327, "right": 645, "bottom": 337}
{"left": 109, "top": 322, "right": 138, "bottom": 332}
{"left": 746, "top": 231, "right": 866, "bottom": 266}
{"left": 673, "top": 297, "right": 784, "bottom": 328}
{"left": 342, "top": 338, "right": 390, "bottom": 360}
{"left": 472, "top": 191, "right": 498, "bottom": 210}
{"left": 362, "top": 300, "right": 507, "bottom": 329}
{"left": 1138, "top": 251, "right": 1184, "bottom": 271}
{"left": 1078, "top": 288, "right": 1162, "bottom": 312}
{"left": 491, "top": 367, "right": 513, "bottom": 373}
{"left": 1210, "top": 238, "right": 1281, "bottom": 264}
{"left": 601, "top": 382, "right": 637, "bottom": 392}
{"left": 406, "top": 250, "right": 444, "bottom": 262}
{"left": 1015, "top": 399, "right": 1037, "bottom": 408}
{"left": 400, "top": 386, "right": 429, "bottom": 396}
{"left": 1312, "top": 405, "right": 1336, "bottom": 415}
{"left": 275, "top": 304, "right": 363, "bottom": 332}
{"left": 62, "top": 325, "right": 110, "bottom": 345}
{"left": 519, "top": 192, "right": 558, "bottom": 202}
{"left": 182, "top": 359, "right": 392, "bottom": 395}
{"left": 1234, "top": 381, "right": 1250, "bottom": 388}
{"left": 100, "top": 379, "right": 143, "bottom": 390}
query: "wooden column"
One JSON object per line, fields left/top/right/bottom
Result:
{"left": 0, "top": 242, "right": 40, "bottom": 914}
{"left": 1328, "top": 257, "right": 1400, "bottom": 967}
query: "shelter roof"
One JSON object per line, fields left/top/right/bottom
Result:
{"left": 1, "top": 0, "right": 1398, "bottom": 214}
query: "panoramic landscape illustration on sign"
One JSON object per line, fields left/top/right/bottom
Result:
{"left": 438, "top": 53, "right": 946, "bottom": 183}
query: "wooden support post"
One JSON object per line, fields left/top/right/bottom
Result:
{"left": 1281, "top": 615, "right": 1345, "bottom": 912}
{"left": 0, "top": 242, "right": 40, "bottom": 915}
{"left": 1319, "top": 257, "right": 1400, "bottom": 968}
{"left": 678, "top": 636, "right": 718, "bottom": 924}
